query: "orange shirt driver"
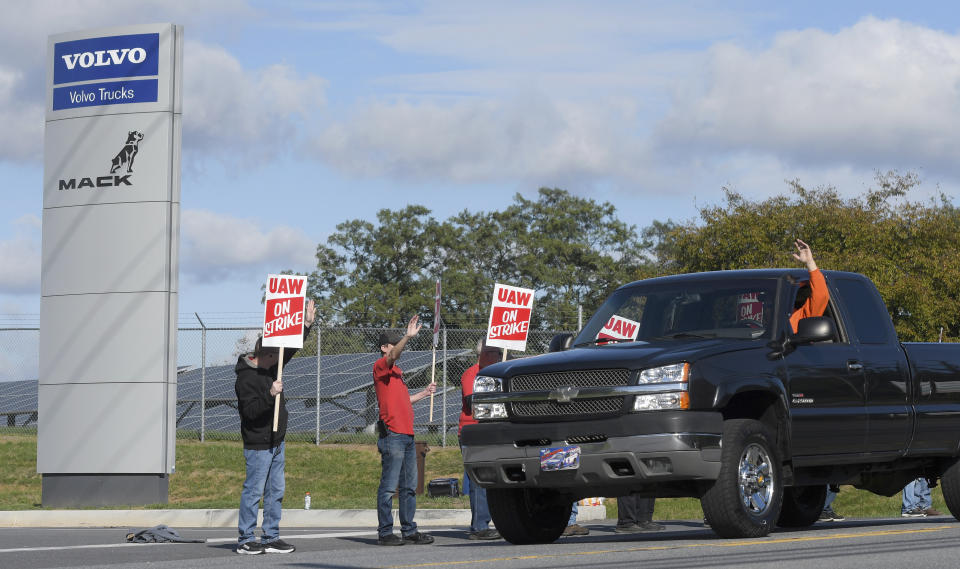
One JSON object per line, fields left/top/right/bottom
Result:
{"left": 788, "top": 239, "right": 829, "bottom": 333}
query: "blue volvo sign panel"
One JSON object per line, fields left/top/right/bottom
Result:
{"left": 52, "top": 78, "right": 158, "bottom": 110}
{"left": 53, "top": 33, "right": 159, "bottom": 85}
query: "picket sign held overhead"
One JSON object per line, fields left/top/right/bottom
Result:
{"left": 597, "top": 314, "right": 641, "bottom": 341}
{"left": 486, "top": 283, "right": 535, "bottom": 353}
{"left": 262, "top": 274, "right": 308, "bottom": 349}
{"left": 262, "top": 274, "right": 308, "bottom": 431}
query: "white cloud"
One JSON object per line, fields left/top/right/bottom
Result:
{"left": 0, "top": 0, "right": 259, "bottom": 164}
{"left": 182, "top": 42, "right": 327, "bottom": 168}
{"left": 0, "top": 66, "right": 43, "bottom": 161}
{"left": 656, "top": 17, "right": 960, "bottom": 176}
{"left": 179, "top": 209, "right": 316, "bottom": 284}
{"left": 310, "top": 95, "right": 651, "bottom": 184}
{"left": 298, "top": 1, "right": 750, "bottom": 67}
{"left": 0, "top": 215, "right": 41, "bottom": 294}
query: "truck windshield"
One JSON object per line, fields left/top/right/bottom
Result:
{"left": 574, "top": 279, "right": 778, "bottom": 345}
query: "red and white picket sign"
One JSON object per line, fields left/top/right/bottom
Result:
{"left": 262, "top": 274, "right": 308, "bottom": 349}
{"left": 486, "top": 283, "right": 535, "bottom": 351}
{"left": 597, "top": 314, "right": 640, "bottom": 342}
{"left": 262, "top": 274, "right": 308, "bottom": 432}
{"left": 737, "top": 292, "right": 763, "bottom": 324}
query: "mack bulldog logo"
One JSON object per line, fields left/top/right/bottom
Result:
{"left": 58, "top": 130, "right": 143, "bottom": 190}
{"left": 110, "top": 131, "right": 143, "bottom": 173}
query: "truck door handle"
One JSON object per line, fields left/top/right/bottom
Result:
{"left": 847, "top": 361, "right": 863, "bottom": 372}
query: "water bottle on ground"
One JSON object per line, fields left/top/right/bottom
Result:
{"left": 304, "top": 492, "right": 311, "bottom": 510}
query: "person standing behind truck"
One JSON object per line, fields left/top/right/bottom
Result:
{"left": 234, "top": 299, "right": 315, "bottom": 555}
{"left": 459, "top": 340, "right": 504, "bottom": 540}
{"left": 374, "top": 315, "right": 437, "bottom": 546}
{"left": 902, "top": 477, "right": 943, "bottom": 517}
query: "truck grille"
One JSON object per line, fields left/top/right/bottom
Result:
{"left": 511, "top": 397, "right": 624, "bottom": 418}
{"left": 508, "top": 369, "right": 630, "bottom": 419}
{"left": 509, "top": 369, "right": 630, "bottom": 391}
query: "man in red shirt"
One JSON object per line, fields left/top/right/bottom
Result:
{"left": 459, "top": 340, "right": 503, "bottom": 540}
{"left": 373, "top": 315, "right": 436, "bottom": 546}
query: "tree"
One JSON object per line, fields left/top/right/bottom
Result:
{"left": 307, "top": 188, "right": 652, "bottom": 330}
{"left": 308, "top": 205, "right": 448, "bottom": 328}
{"left": 656, "top": 171, "right": 960, "bottom": 341}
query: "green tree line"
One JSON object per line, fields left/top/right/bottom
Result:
{"left": 298, "top": 173, "right": 960, "bottom": 342}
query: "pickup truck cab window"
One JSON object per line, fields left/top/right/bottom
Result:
{"left": 833, "top": 278, "right": 892, "bottom": 344}
{"left": 789, "top": 279, "right": 847, "bottom": 344}
{"left": 574, "top": 279, "right": 778, "bottom": 345}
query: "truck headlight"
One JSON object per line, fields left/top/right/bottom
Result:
{"left": 638, "top": 363, "right": 689, "bottom": 384}
{"left": 473, "top": 376, "right": 507, "bottom": 420}
{"left": 633, "top": 363, "right": 689, "bottom": 411}
{"left": 633, "top": 392, "right": 690, "bottom": 410}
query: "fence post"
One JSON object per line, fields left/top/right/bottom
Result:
{"left": 195, "top": 312, "right": 207, "bottom": 442}
{"left": 322, "top": 324, "right": 326, "bottom": 444}
{"left": 442, "top": 326, "right": 447, "bottom": 447}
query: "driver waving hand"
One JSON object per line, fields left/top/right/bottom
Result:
{"left": 789, "top": 239, "right": 829, "bottom": 333}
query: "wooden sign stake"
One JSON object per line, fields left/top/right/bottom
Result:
{"left": 272, "top": 346, "right": 285, "bottom": 432}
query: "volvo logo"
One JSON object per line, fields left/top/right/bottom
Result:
{"left": 549, "top": 386, "right": 579, "bottom": 403}
{"left": 61, "top": 48, "right": 148, "bottom": 70}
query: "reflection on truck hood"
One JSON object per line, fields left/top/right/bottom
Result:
{"left": 481, "top": 338, "right": 760, "bottom": 378}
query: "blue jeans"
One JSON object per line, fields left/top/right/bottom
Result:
{"left": 462, "top": 469, "right": 491, "bottom": 532}
{"left": 824, "top": 485, "right": 837, "bottom": 509}
{"left": 377, "top": 432, "right": 418, "bottom": 537}
{"left": 568, "top": 501, "right": 579, "bottom": 526}
{"left": 902, "top": 478, "right": 932, "bottom": 513}
{"left": 238, "top": 442, "right": 285, "bottom": 544}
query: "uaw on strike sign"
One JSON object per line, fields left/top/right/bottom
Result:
{"left": 262, "top": 274, "right": 308, "bottom": 349}
{"left": 486, "top": 283, "right": 535, "bottom": 351}
{"left": 597, "top": 314, "right": 640, "bottom": 341}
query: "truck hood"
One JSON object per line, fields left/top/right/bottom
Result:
{"left": 480, "top": 338, "right": 760, "bottom": 378}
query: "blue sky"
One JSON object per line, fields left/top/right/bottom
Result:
{"left": 2, "top": 0, "right": 960, "bottom": 331}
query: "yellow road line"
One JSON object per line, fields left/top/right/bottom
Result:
{"left": 385, "top": 525, "right": 955, "bottom": 568}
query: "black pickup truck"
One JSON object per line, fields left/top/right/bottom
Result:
{"left": 462, "top": 269, "right": 960, "bottom": 542}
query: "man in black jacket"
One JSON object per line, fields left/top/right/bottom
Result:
{"left": 234, "top": 299, "right": 314, "bottom": 555}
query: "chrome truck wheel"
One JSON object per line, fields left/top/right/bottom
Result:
{"left": 701, "top": 418, "right": 783, "bottom": 538}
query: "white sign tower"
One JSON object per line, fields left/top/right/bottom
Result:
{"left": 38, "top": 24, "right": 183, "bottom": 506}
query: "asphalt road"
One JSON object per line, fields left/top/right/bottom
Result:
{"left": 3, "top": 517, "right": 960, "bottom": 569}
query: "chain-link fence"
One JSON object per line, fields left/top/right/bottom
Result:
{"left": 0, "top": 326, "right": 571, "bottom": 446}
{"left": 0, "top": 327, "right": 40, "bottom": 432}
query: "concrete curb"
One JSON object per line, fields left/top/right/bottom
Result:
{"left": 0, "top": 505, "right": 607, "bottom": 528}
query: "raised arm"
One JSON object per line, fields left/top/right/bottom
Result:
{"left": 385, "top": 314, "right": 421, "bottom": 368}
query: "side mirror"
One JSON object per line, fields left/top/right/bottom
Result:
{"left": 549, "top": 333, "right": 574, "bottom": 353}
{"left": 766, "top": 317, "right": 836, "bottom": 359}
{"left": 794, "top": 316, "right": 836, "bottom": 344}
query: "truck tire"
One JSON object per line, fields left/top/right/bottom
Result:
{"left": 701, "top": 418, "right": 782, "bottom": 538}
{"left": 777, "top": 485, "right": 826, "bottom": 528}
{"left": 487, "top": 488, "right": 571, "bottom": 544}
{"left": 941, "top": 458, "right": 960, "bottom": 521}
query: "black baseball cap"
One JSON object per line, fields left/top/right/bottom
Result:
{"left": 378, "top": 330, "right": 403, "bottom": 347}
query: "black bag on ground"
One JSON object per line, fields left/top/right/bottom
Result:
{"left": 125, "top": 524, "right": 205, "bottom": 543}
{"left": 427, "top": 477, "right": 460, "bottom": 497}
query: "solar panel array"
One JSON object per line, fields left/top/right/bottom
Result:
{"left": 0, "top": 326, "right": 570, "bottom": 443}
{"left": 0, "top": 350, "right": 475, "bottom": 442}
